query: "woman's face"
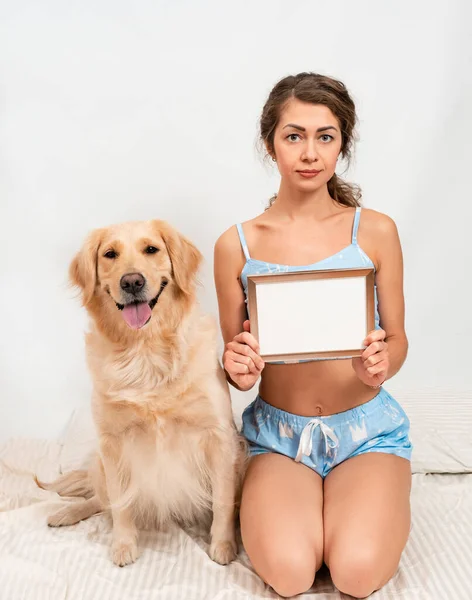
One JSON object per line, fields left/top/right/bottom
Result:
{"left": 270, "top": 98, "right": 343, "bottom": 193}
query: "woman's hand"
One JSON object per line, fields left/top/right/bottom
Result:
{"left": 352, "top": 328, "right": 389, "bottom": 388}
{"left": 223, "top": 320, "right": 265, "bottom": 391}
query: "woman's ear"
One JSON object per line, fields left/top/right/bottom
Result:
{"left": 153, "top": 220, "right": 202, "bottom": 296}
{"left": 69, "top": 228, "right": 104, "bottom": 306}
{"left": 264, "top": 141, "right": 276, "bottom": 162}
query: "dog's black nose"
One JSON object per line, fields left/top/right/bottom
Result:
{"left": 120, "top": 273, "right": 146, "bottom": 295}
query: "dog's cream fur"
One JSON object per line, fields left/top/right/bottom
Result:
{"left": 37, "top": 220, "right": 245, "bottom": 567}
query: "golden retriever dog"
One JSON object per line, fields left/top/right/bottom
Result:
{"left": 37, "top": 220, "right": 244, "bottom": 567}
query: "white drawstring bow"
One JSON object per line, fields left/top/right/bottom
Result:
{"left": 295, "top": 418, "right": 339, "bottom": 464}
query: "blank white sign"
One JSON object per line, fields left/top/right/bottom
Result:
{"left": 255, "top": 275, "right": 368, "bottom": 357}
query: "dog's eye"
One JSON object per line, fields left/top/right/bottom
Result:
{"left": 145, "top": 246, "right": 159, "bottom": 254}
{"left": 104, "top": 250, "right": 117, "bottom": 259}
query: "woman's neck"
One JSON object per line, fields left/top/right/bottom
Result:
{"left": 268, "top": 181, "right": 340, "bottom": 222}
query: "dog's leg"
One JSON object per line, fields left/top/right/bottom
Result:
{"left": 100, "top": 447, "right": 139, "bottom": 567}
{"left": 47, "top": 495, "right": 103, "bottom": 527}
{"left": 206, "top": 432, "right": 239, "bottom": 565}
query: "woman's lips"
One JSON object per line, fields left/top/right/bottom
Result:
{"left": 297, "top": 170, "right": 321, "bottom": 178}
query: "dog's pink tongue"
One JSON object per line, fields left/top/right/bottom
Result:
{"left": 121, "top": 303, "right": 152, "bottom": 329}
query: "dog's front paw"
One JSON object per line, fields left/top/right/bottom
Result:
{"left": 111, "top": 539, "right": 138, "bottom": 567}
{"left": 209, "top": 539, "right": 238, "bottom": 565}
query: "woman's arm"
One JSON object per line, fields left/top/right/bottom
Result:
{"left": 374, "top": 214, "right": 408, "bottom": 378}
{"left": 353, "top": 211, "right": 408, "bottom": 386}
{"left": 214, "top": 226, "right": 264, "bottom": 391}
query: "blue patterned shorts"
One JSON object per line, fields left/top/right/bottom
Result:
{"left": 241, "top": 388, "right": 412, "bottom": 478}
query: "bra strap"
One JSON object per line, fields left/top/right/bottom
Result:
{"left": 236, "top": 223, "right": 251, "bottom": 261}
{"left": 351, "top": 207, "right": 362, "bottom": 245}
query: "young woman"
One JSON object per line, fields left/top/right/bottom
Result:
{"left": 214, "top": 72, "right": 412, "bottom": 598}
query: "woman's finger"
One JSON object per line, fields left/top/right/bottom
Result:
{"left": 225, "top": 357, "right": 253, "bottom": 376}
{"left": 227, "top": 340, "right": 264, "bottom": 370}
{"left": 362, "top": 341, "right": 387, "bottom": 361}
{"left": 233, "top": 331, "right": 260, "bottom": 354}
{"left": 363, "top": 329, "right": 386, "bottom": 347}
{"left": 364, "top": 349, "right": 388, "bottom": 367}
{"left": 366, "top": 360, "right": 388, "bottom": 376}
{"left": 225, "top": 350, "right": 259, "bottom": 374}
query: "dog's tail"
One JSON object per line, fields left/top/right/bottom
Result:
{"left": 35, "top": 470, "right": 94, "bottom": 499}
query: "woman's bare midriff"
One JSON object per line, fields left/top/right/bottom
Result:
{"left": 258, "top": 359, "right": 379, "bottom": 417}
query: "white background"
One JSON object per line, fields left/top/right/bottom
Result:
{"left": 1, "top": 0, "right": 471, "bottom": 442}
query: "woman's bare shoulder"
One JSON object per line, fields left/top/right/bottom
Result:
{"left": 360, "top": 208, "right": 399, "bottom": 238}
{"left": 214, "top": 224, "right": 240, "bottom": 253}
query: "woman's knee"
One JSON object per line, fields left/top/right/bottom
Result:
{"left": 328, "top": 546, "right": 398, "bottom": 598}
{"left": 241, "top": 522, "right": 322, "bottom": 596}
{"left": 239, "top": 453, "right": 324, "bottom": 596}
{"left": 255, "top": 547, "right": 317, "bottom": 598}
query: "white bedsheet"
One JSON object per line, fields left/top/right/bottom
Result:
{"left": 1, "top": 438, "right": 471, "bottom": 600}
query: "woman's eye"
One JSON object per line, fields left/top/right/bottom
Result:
{"left": 104, "top": 250, "right": 117, "bottom": 259}
{"left": 320, "top": 134, "right": 334, "bottom": 142}
{"left": 145, "top": 246, "right": 159, "bottom": 254}
{"left": 287, "top": 133, "right": 301, "bottom": 142}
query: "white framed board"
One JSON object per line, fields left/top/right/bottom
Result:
{"left": 247, "top": 267, "right": 375, "bottom": 361}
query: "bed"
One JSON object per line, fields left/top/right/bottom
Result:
{"left": 1, "top": 388, "right": 471, "bottom": 600}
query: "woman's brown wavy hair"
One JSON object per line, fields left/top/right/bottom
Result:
{"left": 260, "top": 72, "right": 361, "bottom": 208}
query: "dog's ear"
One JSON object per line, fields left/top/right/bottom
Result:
{"left": 69, "top": 228, "right": 104, "bottom": 306}
{"left": 153, "top": 220, "right": 202, "bottom": 296}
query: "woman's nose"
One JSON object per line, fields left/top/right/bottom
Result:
{"left": 301, "top": 140, "right": 319, "bottom": 162}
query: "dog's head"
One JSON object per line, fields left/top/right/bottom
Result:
{"left": 69, "top": 220, "right": 202, "bottom": 330}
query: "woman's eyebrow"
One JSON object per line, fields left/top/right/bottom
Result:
{"left": 282, "top": 123, "right": 338, "bottom": 133}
